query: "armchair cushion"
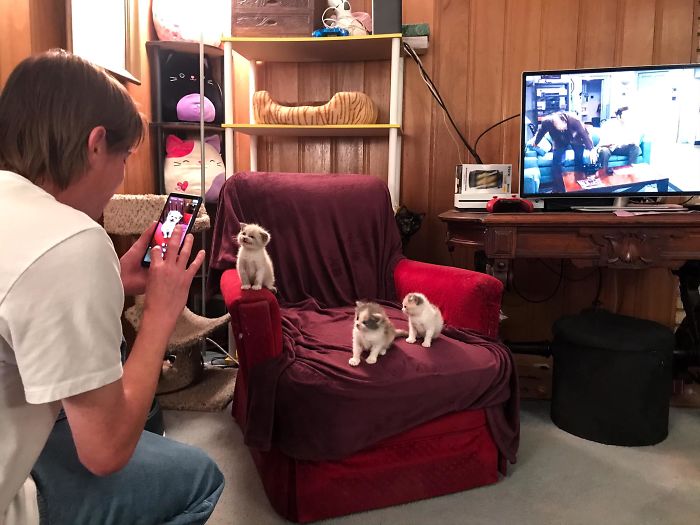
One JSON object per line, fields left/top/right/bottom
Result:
{"left": 242, "top": 298, "right": 518, "bottom": 464}
{"left": 394, "top": 259, "right": 504, "bottom": 338}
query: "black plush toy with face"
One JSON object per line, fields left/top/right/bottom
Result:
{"left": 160, "top": 52, "right": 223, "bottom": 124}
{"left": 395, "top": 206, "right": 425, "bottom": 248}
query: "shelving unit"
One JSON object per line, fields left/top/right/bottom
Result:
{"left": 145, "top": 41, "right": 225, "bottom": 194}
{"left": 221, "top": 33, "right": 404, "bottom": 208}
{"left": 222, "top": 123, "right": 400, "bottom": 137}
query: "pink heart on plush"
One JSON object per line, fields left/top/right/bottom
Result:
{"left": 177, "top": 181, "right": 189, "bottom": 191}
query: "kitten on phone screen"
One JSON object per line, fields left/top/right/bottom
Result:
{"left": 402, "top": 293, "right": 444, "bottom": 347}
{"left": 236, "top": 223, "right": 275, "bottom": 292}
{"left": 350, "top": 301, "right": 408, "bottom": 366}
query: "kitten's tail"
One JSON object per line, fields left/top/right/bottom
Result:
{"left": 395, "top": 329, "right": 409, "bottom": 338}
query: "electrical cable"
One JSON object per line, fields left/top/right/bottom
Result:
{"left": 511, "top": 259, "right": 564, "bottom": 303}
{"left": 402, "top": 42, "right": 484, "bottom": 163}
{"left": 205, "top": 337, "right": 239, "bottom": 367}
{"left": 473, "top": 113, "right": 520, "bottom": 160}
{"left": 538, "top": 258, "right": 599, "bottom": 282}
{"left": 443, "top": 110, "right": 464, "bottom": 164}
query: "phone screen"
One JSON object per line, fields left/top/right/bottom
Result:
{"left": 142, "top": 193, "right": 202, "bottom": 267}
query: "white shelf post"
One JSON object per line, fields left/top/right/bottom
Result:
{"left": 224, "top": 40, "right": 234, "bottom": 181}
{"left": 387, "top": 36, "right": 401, "bottom": 210}
{"left": 249, "top": 60, "right": 258, "bottom": 172}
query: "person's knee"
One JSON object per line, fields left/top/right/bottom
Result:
{"left": 179, "top": 445, "right": 224, "bottom": 495}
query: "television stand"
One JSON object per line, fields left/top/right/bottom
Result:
{"left": 438, "top": 209, "right": 700, "bottom": 367}
{"left": 438, "top": 210, "right": 700, "bottom": 282}
{"left": 571, "top": 204, "right": 687, "bottom": 212}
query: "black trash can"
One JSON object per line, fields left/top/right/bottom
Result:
{"left": 551, "top": 309, "right": 674, "bottom": 446}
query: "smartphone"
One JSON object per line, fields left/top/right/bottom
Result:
{"left": 141, "top": 192, "right": 202, "bottom": 267}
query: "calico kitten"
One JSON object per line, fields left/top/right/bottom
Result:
{"left": 350, "top": 301, "right": 408, "bottom": 366}
{"left": 395, "top": 206, "right": 425, "bottom": 248}
{"left": 236, "top": 223, "right": 276, "bottom": 292}
{"left": 402, "top": 293, "right": 444, "bottom": 348}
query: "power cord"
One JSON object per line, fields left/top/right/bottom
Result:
{"left": 205, "top": 337, "right": 239, "bottom": 368}
{"left": 473, "top": 113, "right": 520, "bottom": 160}
{"left": 534, "top": 258, "right": 603, "bottom": 307}
{"left": 510, "top": 259, "right": 564, "bottom": 303}
{"left": 403, "top": 42, "right": 484, "bottom": 163}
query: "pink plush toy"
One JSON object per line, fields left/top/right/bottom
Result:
{"left": 164, "top": 135, "right": 225, "bottom": 203}
{"left": 152, "top": 0, "right": 228, "bottom": 47}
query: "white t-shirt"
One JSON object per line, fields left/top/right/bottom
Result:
{"left": 0, "top": 171, "right": 124, "bottom": 524}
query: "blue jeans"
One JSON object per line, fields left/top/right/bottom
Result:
{"left": 551, "top": 145, "right": 584, "bottom": 193}
{"left": 31, "top": 418, "right": 224, "bottom": 524}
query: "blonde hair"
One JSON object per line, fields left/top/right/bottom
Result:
{"left": 0, "top": 49, "right": 144, "bottom": 189}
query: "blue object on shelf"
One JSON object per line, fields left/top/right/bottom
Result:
{"left": 312, "top": 27, "right": 350, "bottom": 37}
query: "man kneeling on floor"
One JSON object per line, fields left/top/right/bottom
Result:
{"left": 0, "top": 50, "right": 224, "bottom": 525}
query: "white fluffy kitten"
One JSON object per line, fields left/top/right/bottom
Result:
{"left": 236, "top": 223, "right": 276, "bottom": 291}
{"left": 350, "top": 301, "right": 408, "bottom": 366}
{"left": 401, "top": 293, "right": 444, "bottom": 347}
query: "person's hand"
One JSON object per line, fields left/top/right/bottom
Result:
{"left": 142, "top": 225, "right": 205, "bottom": 334}
{"left": 120, "top": 222, "right": 157, "bottom": 297}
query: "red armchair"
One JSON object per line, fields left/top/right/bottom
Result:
{"left": 213, "top": 172, "right": 518, "bottom": 523}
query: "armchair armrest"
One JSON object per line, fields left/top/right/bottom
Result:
{"left": 220, "top": 269, "right": 283, "bottom": 375}
{"left": 393, "top": 259, "right": 503, "bottom": 338}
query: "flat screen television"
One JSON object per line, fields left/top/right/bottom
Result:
{"left": 520, "top": 63, "right": 700, "bottom": 202}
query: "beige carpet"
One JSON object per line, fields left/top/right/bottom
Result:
{"left": 164, "top": 400, "right": 700, "bottom": 525}
{"left": 157, "top": 367, "right": 236, "bottom": 412}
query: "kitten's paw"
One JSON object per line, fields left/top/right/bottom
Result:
{"left": 348, "top": 357, "right": 361, "bottom": 366}
{"left": 421, "top": 341, "right": 432, "bottom": 348}
{"left": 251, "top": 284, "right": 262, "bottom": 290}
{"left": 267, "top": 286, "right": 277, "bottom": 293}
{"left": 241, "top": 284, "right": 251, "bottom": 290}
{"left": 366, "top": 356, "right": 377, "bottom": 364}
{"left": 379, "top": 349, "right": 387, "bottom": 355}
{"left": 406, "top": 337, "right": 416, "bottom": 344}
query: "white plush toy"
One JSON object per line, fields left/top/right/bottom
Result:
{"left": 152, "top": 0, "right": 228, "bottom": 47}
{"left": 161, "top": 210, "right": 183, "bottom": 243}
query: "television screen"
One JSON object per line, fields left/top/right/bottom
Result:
{"left": 520, "top": 64, "right": 700, "bottom": 197}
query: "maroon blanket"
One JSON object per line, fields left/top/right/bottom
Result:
{"left": 210, "top": 172, "right": 518, "bottom": 463}
{"left": 209, "top": 172, "right": 403, "bottom": 306}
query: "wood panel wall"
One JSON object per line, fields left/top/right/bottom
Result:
{"left": 0, "top": 0, "right": 155, "bottom": 195}
{"left": 1, "top": 1, "right": 697, "bottom": 336}
{"left": 119, "top": 0, "right": 157, "bottom": 195}
{"left": 0, "top": 0, "right": 66, "bottom": 85}
{"left": 415, "top": 0, "right": 698, "bottom": 339}
{"left": 238, "top": 0, "right": 698, "bottom": 337}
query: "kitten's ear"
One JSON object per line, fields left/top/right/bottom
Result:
{"left": 413, "top": 294, "right": 425, "bottom": 305}
{"left": 355, "top": 300, "right": 365, "bottom": 308}
{"left": 259, "top": 230, "right": 270, "bottom": 244}
{"left": 239, "top": 223, "right": 247, "bottom": 231}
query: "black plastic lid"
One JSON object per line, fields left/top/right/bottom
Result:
{"left": 553, "top": 308, "right": 674, "bottom": 353}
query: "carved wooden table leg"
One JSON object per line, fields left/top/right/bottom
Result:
{"left": 492, "top": 258, "right": 510, "bottom": 286}
{"left": 673, "top": 261, "right": 700, "bottom": 369}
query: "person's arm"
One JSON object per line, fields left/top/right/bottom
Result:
{"left": 532, "top": 120, "right": 550, "bottom": 146}
{"left": 62, "top": 226, "right": 204, "bottom": 475}
{"left": 572, "top": 117, "right": 594, "bottom": 149}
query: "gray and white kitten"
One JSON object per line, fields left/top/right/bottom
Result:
{"left": 350, "top": 301, "right": 408, "bottom": 366}
{"left": 401, "top": 292, "right": 444, "bottom": 348}
{"left": 236, "top": 223, "right": 276, "bottom": 292}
